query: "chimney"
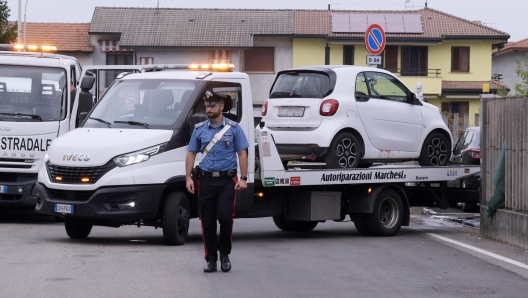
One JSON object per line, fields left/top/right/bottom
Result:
{"left": 473, "top": 20, "right": 482, "bottom": 25}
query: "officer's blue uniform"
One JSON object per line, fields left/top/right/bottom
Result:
{"left": 188, "top": 116, "right": 249, "bottom": 263}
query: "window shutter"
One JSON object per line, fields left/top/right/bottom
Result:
{"left": 460, "top": 47, "right": 469, "bottom": 72}
{"left": 401, "top": 46, "right": 410, "bottom": 76}
{"left": 343, "top": 46, "right": 354, "bottom": 65}
{"left": 384, "top": 46, "right": 398, "bottom": 73}
{"left": 452, "top": 48, "right": 460, "bottom": 71}
{"left": 419, "top": 47, "right": 428, "bottom": 76}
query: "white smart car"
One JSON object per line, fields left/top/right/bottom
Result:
{"left": 261, "top": 65, "right": 452, "bottom": 169}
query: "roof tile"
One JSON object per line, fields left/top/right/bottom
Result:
{"left": 442, "top": 80, "right": 509, "bottom": 91}
{"left": 22, "top": 23, "right": 93, "bottom": 52}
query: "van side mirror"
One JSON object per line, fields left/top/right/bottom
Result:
{"left": 80, "top": 73, "right": 96, "bottom": 91}
{"left": 188, "top": 112, "right": 207, "bottom": 136}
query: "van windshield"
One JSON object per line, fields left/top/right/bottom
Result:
{"left": 0, "top": 65, "right": 67, "bottom": 122}
{"left": 269, "top": 72, "right": 330, "bottom": 99}
{"left": 85, "top": 79, "right": 197, "bottom": 130}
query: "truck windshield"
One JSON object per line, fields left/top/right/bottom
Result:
{"left": 85, "top": 79, "right": 197, "bottom": 130}
{"left": 269, "top": 72, "right": 330, "bottom": 99}
{"left": 0, "top": 65, "right": 68, "bottom": 122}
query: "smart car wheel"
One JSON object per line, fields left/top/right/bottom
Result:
{"left": 418, "top": 132, "right": 450, "bottom": 167}
{"left": 325, "top": 132, "right": 361, "bottom": 169}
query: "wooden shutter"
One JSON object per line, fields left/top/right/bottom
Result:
{"left": 401, "top": 46, "right": 410, "bottom": 76}
{"left": 419, "top": 47, "right": 428, "bottom": 76}
{"left": 343, "top": 46, "right": 354, "bottom": 65}
{"left": 441, "top": 102, "right": 450, "bottom": 113}
{"left": 460, "top": 47, "right": 469, "bottom": 72}
{"left": 384, "top": 46, "right": 398, "bottom": 73}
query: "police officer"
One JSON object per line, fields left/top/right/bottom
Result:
{"left": 185, "top": 90, "right": 249, "bottom": 273}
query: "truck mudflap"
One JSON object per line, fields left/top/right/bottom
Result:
{"left": 0, "top": 173, "right": 39, "bottom": 207}
{"left": 35, "top": 183, "right": 166, "bottom": 226}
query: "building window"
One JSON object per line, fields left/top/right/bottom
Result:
{"left": 244, "top": 47, "right": 274, "bottom": 72}
{"left": 105, "top": 53, "right": 133, "bottom": 86}
{"left": 452, "top": 47, "right": 470, "bottom": 72}
{"left": 343, "top": 46, "right": 354, "bottom": 65}
{"left": 106, "top": 53, "right": 133, "bottom": 66}
{"left": 401, "top": 46, "right": 428, "bottom": 76}
{"left": 384, "top": 45, "right": 398, "bottom": 73}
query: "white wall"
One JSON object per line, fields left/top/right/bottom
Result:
{"left": 493, "top": 51, "right": 527, "bottom": 94}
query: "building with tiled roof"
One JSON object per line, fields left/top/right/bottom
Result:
{"left": 493, "top": 38, "right": 528, "bottom": 94}
{"left": 22, "top": 22, "right": 93, "bottom": 66}
{"left": 88, "top": 6, "right": 510, "bottom": 127}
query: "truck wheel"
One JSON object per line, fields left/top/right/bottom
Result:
{"left": 418, "top": 132, "right": 450, "bottom": 166}
{"left": 365, "top": 189, "right": 404, "bottom": 236}
{"left": 272, "top": 214, "right": 291, "bottom": 231}
{"left": 272, "top": 214, "right": 318, "bottom": 232}
{"left": 163, "top": 192, "right": 190, "bottom": 246}
{"left": 64, "top": 218, "right": 92, "bottom": 239}
{"left": 351, "top": 214, "right": 372, "bottom": 236}
{"left": 325, "top": 132, "right": 361, "bottom": 169}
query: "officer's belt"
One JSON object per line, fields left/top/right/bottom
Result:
{"left": 202, "top": 124, "right": 232, "bottom": 158}
{"left": 200, "top": 170, "right": 236, "bottom": 178}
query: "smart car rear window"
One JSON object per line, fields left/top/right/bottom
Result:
{"left": 270, "top": 72, "right": 330, "bottom": 99}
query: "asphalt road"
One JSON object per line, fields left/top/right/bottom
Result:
{"left": 1, "top": 208, "right": 527, "bottom": 298}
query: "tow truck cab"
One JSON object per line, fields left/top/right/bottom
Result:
{"left": 0, "top": 49, "right": 84, "bottom": 206}
{"left": 35, "top": 65, "right": 255, "bottom": 243}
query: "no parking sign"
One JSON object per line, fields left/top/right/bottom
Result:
{"left": 364, "top": 24, "right": 386, "bottom": 56}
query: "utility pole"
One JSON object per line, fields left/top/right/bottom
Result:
{"left": 17, "top": 0, "right": 21, "bottom": 44}
{"left": 24, "top": 0, "right": 28, "bottom": 48}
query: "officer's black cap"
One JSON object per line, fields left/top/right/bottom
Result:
{"left": 204, "top": 90, "right": 229, "bottom": 106}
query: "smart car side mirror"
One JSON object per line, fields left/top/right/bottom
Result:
{"left": 410, "top": 93, "right": 422, "bottom": 105}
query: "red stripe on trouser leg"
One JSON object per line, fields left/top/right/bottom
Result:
{"left": 197, "top": 180, "right": 209, "bottom": 261}
{"left": 231, "top": 177, "right": 237, "bottom": 241}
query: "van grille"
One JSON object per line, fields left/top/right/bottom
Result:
{"left": 46, "top": 160, "right": 116, "bottom": 184}
{"left": 46, "top": 188, "right": 96, "bottom": 202}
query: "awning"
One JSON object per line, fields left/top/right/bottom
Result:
{"left": 99, "top": 40, "right": 132, "bottom": 52}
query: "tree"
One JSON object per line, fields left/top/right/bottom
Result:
{"left": 515, "top": 53, "right": 528, "bottom": 96}
{"left": 0, "top": 0, "right": 17, "bottom": 44}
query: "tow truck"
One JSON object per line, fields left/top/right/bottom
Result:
{"left": 34, "top": 64, "right": 480, "bottom": 244}
{"left": 0, "top": 44, "right": 143, "bottom": 208}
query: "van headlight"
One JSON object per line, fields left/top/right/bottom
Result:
{"left": 44, "top": 153, "right": 49, "bottom": 163}
{"left": 113, "top": 143, "right": 167, "bottom": 167}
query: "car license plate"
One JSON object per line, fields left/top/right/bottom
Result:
{"left": 54, "top": 204, "right": 74, "bottom": 214}
{"left": 278, "top": 107, "right": 305, "bottom": 117}
{"left": 0, "top": 185, "right": 7, "bottom": 193}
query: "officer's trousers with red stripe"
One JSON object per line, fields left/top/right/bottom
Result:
{"left": 198, "top": 176, "right": 237, "bottom": 262}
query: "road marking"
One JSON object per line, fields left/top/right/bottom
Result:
{"left": 427, "top": 233, "right": 528, "bottom": 270}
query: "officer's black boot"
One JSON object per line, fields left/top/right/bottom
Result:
{"left": 220, "top": 255, "right": 231, "bottom": 272}
{"left": 204, "top": 260, "right": 217, "bottom": 273}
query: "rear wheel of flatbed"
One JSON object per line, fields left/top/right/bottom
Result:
{"left": 272, "top": 214, "right": 318, "bottom": 232}
{"left": 163, "top": 192, "right": 190, "bottom": 245}
{"left": 364, "top": 189, "right": 404, "bottom": 236}
{"left": 64, "top": 218, "right": 92, "bottom": 239}
{"left": 351, "top": 214, "right": 372, "bottom": 236}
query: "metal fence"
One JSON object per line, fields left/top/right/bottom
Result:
{"left": 481, "top": 95, "right": 528, "bottom": 213}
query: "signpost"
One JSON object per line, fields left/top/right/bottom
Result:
{"left": 365, "top": 24, "right": 386, "bottom": 67}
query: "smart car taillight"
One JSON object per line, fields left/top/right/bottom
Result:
{"left": 468, "top": 149, "right": 481, "bottom": 159}
{"left": 262, "top": 99, "right": 268, "bottom": 116}
{"left": 319, "top": 99, "right": 339, "bottom": 116}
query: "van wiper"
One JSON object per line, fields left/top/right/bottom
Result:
{"left": 114, "top": 120, "right": 150, "bottom": 129}
{"left": 0, "top": 112, "right": 43, "bottom": 121}
{"left": 88, "top": 117, "right": 111, "bottom": 127}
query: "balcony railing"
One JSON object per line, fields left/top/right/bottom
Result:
{"left": 384, "top": 68, "right": 441, "bottom": 77}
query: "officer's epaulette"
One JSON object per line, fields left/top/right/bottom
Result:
{"left": 226, "top": 120, "right": 238, "bottom": 127}
{"left": 194, "top": 121, "right": 206, "bottom": 128}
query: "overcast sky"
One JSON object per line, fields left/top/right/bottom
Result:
{"left": 5, "top": 0, "right": 525, "bottom": 41}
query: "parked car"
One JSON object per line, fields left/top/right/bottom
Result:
{"left": 261, "top": 66, "right": 452, "bottom": 169}
{"left": 451, "top": 126, "right": 481, "bottom": 212}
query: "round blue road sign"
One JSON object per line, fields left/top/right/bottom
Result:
{"left": 364, "top": 24, "right": 386, "bottom": 55}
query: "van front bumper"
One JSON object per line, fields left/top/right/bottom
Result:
{"left": 34, "top": 183, "right": 166, "bottom": 226}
